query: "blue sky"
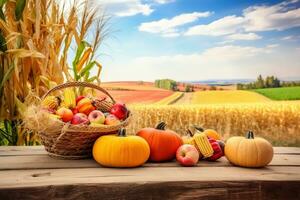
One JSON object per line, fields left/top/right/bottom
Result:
{"left": 91, "top": 0, "right": 300, "bottom": 81}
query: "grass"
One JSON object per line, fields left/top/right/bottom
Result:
{"left": 192, "top": 90, "right": 270, "bottom": 104}
{"left": 253, "top": 87, "right": 300, "bottom": 100}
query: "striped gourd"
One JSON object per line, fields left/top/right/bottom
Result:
{"left": 193, "top": 132, "right": 213, "bottom": 158}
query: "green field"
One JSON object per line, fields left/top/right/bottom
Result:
{"left": 253, "top": 87, "right": 300, "bottom": 100}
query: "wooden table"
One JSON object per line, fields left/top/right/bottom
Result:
{"left": 0, "top": 146, "right": 299, "bottom": 200}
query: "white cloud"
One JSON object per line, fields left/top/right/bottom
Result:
{"left": 281, "top": 35, "right": 300, "bottom": 41}
{"left": 185, "top": 15, "right": 245, "bottom": 36}
{"left": 153, "top": 0, "right": 175, "bottom": 4}
{"left": 243, "top": 1, "right": 300, "bottom": 31}
{"left": 185, "top": 0, "right": 300, "bottom": 36}
{"left": 102, "top": 44, "right": 299, "bottom": 81}
{"left": 161, "top": 32, "right": 181, "bottom": 37}
{"left": 139, "top": 11, "right": 212, "bottom": 37}
{"left": 282, "top": 35, "right": 294, "bottom": 40}
{"left": 59, "top": 0, "right": 153, "bottom": 17}
{"left": 266, "top": 44, "right": 279, "bottom": 48}
{"left": 216, "top": 40, "right": 235, "bottom": 45}
{"left": 226, "top": 33, "right": 262, "bottom": 40}
{"left": 195, "top": 45, "right": 272, "bottom": 62}
{"left": 92, "top": 0, "right": 153, "bottom": 17}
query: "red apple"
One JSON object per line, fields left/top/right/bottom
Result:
{"left": 88, "top": 110, "right": 105, "bottom": 124}
{"left": 56, "top": 107, "right": 73, "bottom": 122}
{"left": 76, "top": 96, "right": 85, "bottom": 104}
{"left": 72, "top": 113, "right": 89, "bottom": 125}
{"left": 110, "top": 102, "right": 128, "bottom": 120}
{"left": 72, "top": 108, "right": 79, "bottom": 115}
{"left": 176, "top": 144, "right": 199, "bottom": 167}
{"left": 104, "top": 114, "right": 121, "bottom": 125}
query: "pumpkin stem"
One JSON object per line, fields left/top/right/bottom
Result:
{"left": 194, "top": 125, "right": 205, "bottom": 132}
{"left": 118, "top": 128, "right": 127, "bottom": 137}
{"left": 246, "top": 131, "right": 255, "bottom": 139}
{"left": 156, "top": 122, "right": 166, "bottom": 130}
{"left": 186, "top": 129, "right": 194, "bottom": 137}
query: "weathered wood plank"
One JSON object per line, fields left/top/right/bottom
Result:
{"left": 273, "top": 147, "right": 300, "bottom": 154}
{"left": 0, "top": 154, "right": 299, "bottom": 170}
{"left": 0, "top": 167, "right": 300, "bottom": 192}
{"left": 0, "top": 166, "right": 299, "bottom": 189}
{"left": 0, "top": 146, "right": 299, "bottom": 199}
{"left": 0, "top": 146, "right": 299, "bottom": 156}
{"left": 0, "top": 146, "right": 45, "bottom": 156}
{"left": 0, "top": 180, "right": 299, "bottom": 200}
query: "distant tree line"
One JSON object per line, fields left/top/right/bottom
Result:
{"left": 155, "top": 79, "right": 178, "bottom": 91}
{"left": 155, "top": 79, "right": 194, "bottom": 92}
{"left": 237, "top": 75, "right": 300, "bottom": 90}
{"left": 281, "top": 81, "right": 300, "bottom": 87}
{"left": 184, "top": 84, "right": 194, "bottom": 92}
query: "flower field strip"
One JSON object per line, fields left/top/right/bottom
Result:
{"left": 103, "top": 90, "right": 174, "bottom": 104}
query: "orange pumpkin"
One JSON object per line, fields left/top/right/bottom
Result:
{"left": 225, "top": 131, "right": 273, "bottom": 168}
{"left": 93, "top": 129, "right": 150, "bottom": 168}
{"left": 137, "top": 122, "right": 183, "bottom": 162}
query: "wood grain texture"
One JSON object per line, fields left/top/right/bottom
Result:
{"left": 0, "top": 146, "right": 299, "bottom": 200}
{"left": 0, "top": 166, "right": 299, "bottom": 188}
{"left": 0, "top": 154, "right": 299, "bottom": 170}
{"left": 0, "top": 146, "right": 46, "bottom": 156}
{"left": 0, "top": 181, "right": 299, "bottom": 200}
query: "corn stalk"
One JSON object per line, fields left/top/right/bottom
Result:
{"left": 0, "top": 0, "right": 109, "bottom": 145}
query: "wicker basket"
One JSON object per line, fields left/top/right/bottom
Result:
{"left": 39, "top": 82, "right": 131, "bottom": 159}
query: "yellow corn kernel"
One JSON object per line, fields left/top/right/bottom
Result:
{"left": 193, "top": 132, "right": 213, "bottom": 158}
{"left": 63, "top": 88, "right": 76, "bottom": 108}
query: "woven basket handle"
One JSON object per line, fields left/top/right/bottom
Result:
{"left": 42, "top": 82, "right": 116, "bottom": 103}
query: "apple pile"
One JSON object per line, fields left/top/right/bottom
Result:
{"left": 176, "top": 128, "right": 226, "bottom": 167}
{"left": 43, "top": 95, "right": 128, "bottom": 127}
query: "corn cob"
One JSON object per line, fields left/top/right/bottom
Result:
{"left": 63, "top": 88, "right": 76, "bottom": 108}
{"left": 193, "top": 132, "right": 213, "bottom": 158}
{"left": 41, "top": 96, "right": 60, "bottom": 110}
{"left": 92, "top": 97, "right": 114, "bottom": 112}
{"left": 182, "top": 129, "right": 202, "bottom": 158}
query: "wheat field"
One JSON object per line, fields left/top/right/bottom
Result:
{"left": 192, "top": 90, "right": 271, "bottom": 104}
{"left": 128, "top": 102, "right": 300, "bottom": 146}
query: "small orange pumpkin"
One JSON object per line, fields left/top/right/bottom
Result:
{"left": 93, "top": 129, "right": 150, "bottom": 168}
{"left": 137, "top": 122, "right": 183, "bottom": 162}
{"left": 225, "top": 131, "right": 273, "bottom": 168}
